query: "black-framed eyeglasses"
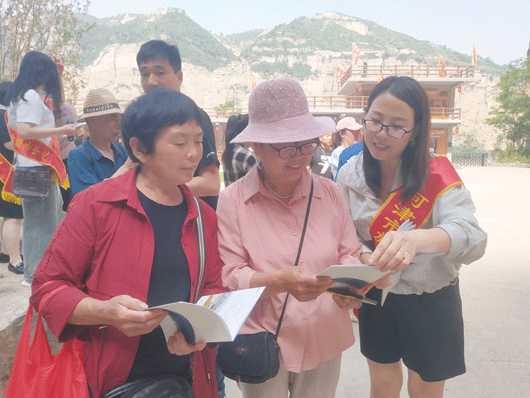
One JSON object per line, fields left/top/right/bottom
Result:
{"left": 362, "top": 119, "right": 414, "bottom": 139}
{"left": 269, "top": 140, "right": 319, "bottom": 159}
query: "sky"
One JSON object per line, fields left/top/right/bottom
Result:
{"left": 88, "top": 0, "right": 530, "bottom": 65}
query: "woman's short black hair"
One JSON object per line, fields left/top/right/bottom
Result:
{"left": 0, "top": 81, "right": 13, "bottom": 107}
{"left": 136, "top": 40, "right": 182, "bottom": 72}
{"left": 363, "top": 76, "right": 431, "bottom": 201}
{"left": 121, "top": 88, "right": 202, "bottom": 163}
{"left": 7, "top": 51, "right": 63, "bottom": 116}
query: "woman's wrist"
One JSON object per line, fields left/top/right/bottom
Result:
{"left": 98, "top": 299, "right": 116, "bottom": 326}
{"left": 55, "top": 126, "right": 68, "bottom": 136}
{"left": 267, "top": 270, "right": 288, "bottom": 291}
{"left": 406, "top": 228, "right": 450, "bottom": 254}
{"left": 249, "top": 270, "right": 285, "bottom": 290}
{"left": 69, "top": 297, "right": 110, "bottom": 326}
{"left": 359, "top": 251, "right": 372, "bottom": 264}
{"left": 250, "top": 271, "right": 286, "bottom": 293}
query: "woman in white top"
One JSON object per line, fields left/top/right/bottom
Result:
{"left": 7, "top": 51, "right": 77, "bottom": 286}
{"left": 337, "top": 76, "right": 486, "bottom": 398}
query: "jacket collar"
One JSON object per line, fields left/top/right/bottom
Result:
{"left": 82, "top": 139, "right": 123, "bottom": 162}
{"left": 96, "top": 168, "right": 200, "bottom": 221}
{"left": 338, "top": 152, "right": 402, "bottom": 200}
{"left": 241, "top": 166, "right": 322, "bottom": 205}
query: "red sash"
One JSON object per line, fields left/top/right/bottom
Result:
{"left": 351, "top": 157, "right": 463, "bottom": 312}
{"left": 2, "top": 103, "right": 69, "bottom": 201}
{"left": 369, "top": 156, "right": 463, "bottom": 245}
{"left": 0, "top": 151, "right": 20, "bottom": 205}
{"left": 0, "top": 113, "right": 19, "bottom": 204}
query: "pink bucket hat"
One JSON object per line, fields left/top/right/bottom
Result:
{"left": 336, "top": 117, "right": 362, "bottom": 132}
{"left": 232, "top": 78, "right": 333, "bottom": 144}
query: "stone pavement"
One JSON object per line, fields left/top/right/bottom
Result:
{"left": 226, "top": 166, "right": 530, "bottom": 397}
{"left": 1, "top": 167, "right": 529, "bottom": 397}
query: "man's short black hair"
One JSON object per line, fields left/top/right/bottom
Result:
{"left": 136, "top": 40, "right": 182, "bottom": 72}
{"left": 121, "top": 88, "right": 201, "bottom": 163}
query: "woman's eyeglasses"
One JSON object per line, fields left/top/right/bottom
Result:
{"left": 269, "top": 140, "right": 319, "bottom": 159}
{"left": 362, "top": 119, "right": 414, "bottom": 139}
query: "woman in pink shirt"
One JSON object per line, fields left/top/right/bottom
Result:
{"left": 217, "top": 78, "right": 362, "bottom": 398}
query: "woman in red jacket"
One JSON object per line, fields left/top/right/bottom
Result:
{"left": 30, "top": 88, "right": 223, "bottom": 398}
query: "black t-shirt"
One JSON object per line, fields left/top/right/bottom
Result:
{"left": 195, "top": 109, "right": 219, "bottom": 209}
{"left": 0, "top": 110, "right": 14, "bottom": 163}
{"left": 128, "top": 190, "right": 192, "bottom": 381}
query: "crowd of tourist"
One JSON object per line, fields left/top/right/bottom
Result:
{"left": 1, "top": 40, "right": 487, "bottom": 398}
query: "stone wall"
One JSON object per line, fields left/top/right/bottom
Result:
{"left": 0, "top": 268, "right": 30, "bottom": 397}
{"left": 0, "top": 268, "right": 61, "bottom": 397}
{"left": 0, "top": 314, "right": 24, "bottom": 396}
{"left": 455, "top": 74, "right": 501, "bottom": 150}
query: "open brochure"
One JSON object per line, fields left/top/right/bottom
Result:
{"left": 149, "top": 287, "right": 265, "bottom": 344}
{"left": 318, "top": 265, "right": 396, "bottom": 305}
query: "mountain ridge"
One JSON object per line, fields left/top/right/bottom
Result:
{"left": 79, "top": 9, "right": 503, "bottom": 75}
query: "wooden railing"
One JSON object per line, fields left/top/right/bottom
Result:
{"left": 205, "top": 96, "right": 370, "bottom": 119}
{"left": 431, "top": 107, "right": 461, "bottom": 120}
{"left": 340, "top": 64, "right": 475, "bottom": 86}
{"left": 205, "top": 103, "right": 462, "bottom": 122}
{"left": 306, "top": 95, "right": 369, "bottom": 110}
{"left": 203, "top": 107, "right": 244, "bottom": 119}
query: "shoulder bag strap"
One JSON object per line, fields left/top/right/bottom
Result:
{"left": 275, "top": 178, "right": 314, "bottom": 337}
{"left": 192, "top": 196, "right": 206, "bottom": 303}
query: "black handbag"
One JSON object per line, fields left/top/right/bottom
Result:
{"left": 217, "top": 179, "right": 314, "bottom": 384}
{"left": 12, "top": 165, "right": 52, "bottom": 199}
{"left": 102, "top": 197, "right": 206, "bottom": 398}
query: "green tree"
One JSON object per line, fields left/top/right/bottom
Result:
{"left": 487, "top": 58, "right": 530, "bottom": 155}
{"left": 0, "top": 0, "right": 89, "bottom": 101}
{"left": 215, "top": 100, "right": 241, "bottom": 117}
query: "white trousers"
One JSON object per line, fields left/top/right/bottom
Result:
{"left": 239, "top": 356, "right": 341, "bottom": 398}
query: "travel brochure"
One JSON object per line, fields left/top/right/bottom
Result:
{"left": 149, "top": 287, "right": 265, "bottom": 344}
{"left": 318, "top": 265, "right": 395, "bottom": 305}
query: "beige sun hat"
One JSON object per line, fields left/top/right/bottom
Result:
{"left": 80, "top": 88, "right": 121, "bottom": 120}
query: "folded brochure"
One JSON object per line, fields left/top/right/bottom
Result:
{"left": 318, "top": 265, "right": 395, "bottom": 305}
{"left": 148, "top": 287, "right": 265, "bottom": 344}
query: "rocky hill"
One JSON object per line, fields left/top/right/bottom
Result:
{"left": 79, "top": 8, "right": 234, "bottom": 70}
{"left": 234, "top": 13, "right": 502, "bottom": 77}
{"left": 76, "top": 9, "right": 505, "bottom": 150}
